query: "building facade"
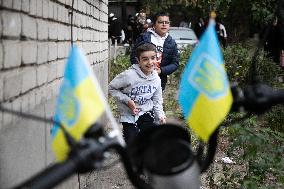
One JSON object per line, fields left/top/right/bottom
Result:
{"left": 0, "top": 0, "right": 109, "bottom": 188}
{"left": 109, "top": 0, "right": 139, "bottom": 27}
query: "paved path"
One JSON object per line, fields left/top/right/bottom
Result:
{"left": 80, "top": 154, "right": 134, "bottom": 189}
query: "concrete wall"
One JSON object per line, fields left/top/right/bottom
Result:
{"left": 0, "top": 0, "right": 109, "bottom": 188}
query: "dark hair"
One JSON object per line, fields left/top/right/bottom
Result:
{"left": 152, "top": 11, "right": 169, "bottom": 24}
{"left": 136, "top": 43, "right": 156, "bottom": 58}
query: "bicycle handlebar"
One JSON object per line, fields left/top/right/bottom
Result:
{"left": 231, "top": 83, "right": 284, "bottom": 114}
{"left": 13, "top": 136, "right": 107, "bottom": 189}
{"left": 14, "top": 160, "right": 77, "bottom": 189}
{"left": 13, "top": 126, "right": 151, "bottom": 189}
{"left": 11, "top": 83, "right": 284, "bottom": 189}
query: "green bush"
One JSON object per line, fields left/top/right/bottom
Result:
{"left": 223, "top": 43, "right": 284, "bottom": 86}
{"left": 109, "top": 55, "right": 130, "bottom": 81}
{"left": 222, "top": 42, "right": 284, "bottom": 186}
{"left": 223, "top": 44, "right": 251, "bottom": 85}
{"left": 227, "top": 122, "right": 284, "bottom": 188}
{"left": 264, "top": 106, "right": 284, "bottom": 133}
{"left": 213, "top": 43, "right": 284, "bottom": 188}
{"left": 254, "top": 52, "right": 284, "bottom": 86}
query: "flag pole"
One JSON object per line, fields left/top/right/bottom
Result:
{"left": 89, "top": 65, "right": 125, "bottom": 146}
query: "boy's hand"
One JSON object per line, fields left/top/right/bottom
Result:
{"left": 159, "top": 116, "right": 166, "bottom": 124}
{"left": 127, "top": 100, "right": 139, "bottom": 115}
{"left": 155, "top": 67, "right": 161, "bottom": 75}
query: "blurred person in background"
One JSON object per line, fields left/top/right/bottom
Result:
{"left": 109, "top": 13, "right": 122, "bottom": 44}
{"left": 179, "top": 15, "right": 191, "bottom": 28}
{"left": 194, "top": 17, "right": 205, "bottom": 39}
{"left": 263, "top": 17, "right": 283, "bottom": 63}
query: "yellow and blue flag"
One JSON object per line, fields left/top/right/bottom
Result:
{"left": 178, "top": 20, "right": 232, "bottom": 142}
{"left": 51, "top": 45, "right": 105, "bottom": 161}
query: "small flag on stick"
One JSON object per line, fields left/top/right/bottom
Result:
{"left": 178, "top": 20, "right": 233, "bottom": 142}
{"left": 51, "top": 45, "right": 106, "bottom": 161}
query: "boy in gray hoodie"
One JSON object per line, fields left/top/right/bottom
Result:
{"left": 109, "top": 43, "right": 166, "bottom": 144}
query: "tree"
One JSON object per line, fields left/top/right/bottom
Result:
{"left": 140, "top": 0, "right": 278, "bottom": 41}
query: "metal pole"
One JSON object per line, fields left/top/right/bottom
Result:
{"left": 114, "top": 39, "right": 117, "bottom": 63}
{"left": 70, "top": 0, "right": 75, "bottom": 46}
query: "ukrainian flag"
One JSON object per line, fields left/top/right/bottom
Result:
{"left": 51, "top": 45, "right": 105, "bottom": 161}
{"left": 178, "top": 20, "right": 232, "bottom": 142}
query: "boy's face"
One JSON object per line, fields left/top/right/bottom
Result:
{"left": 154, "top": 16, "right": 170, "bottom": 37}
{"left": 137, "top": 51, "right": 157, "bottom": 75}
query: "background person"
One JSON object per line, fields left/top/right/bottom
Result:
{"left": 218, "top": 19, "right": 228, "bottom": 47}
{"left": 194, "top": 17, "right": 205, "bottom": 39}
{"left": 179, "top": 15, "right": 191, "bottom": 28}
{"left": 130, "top": 11, "right": 179, "bottom": 91}
{"left": 109, "top": 13, "right": 122, "bottom": 45}
{"left": 263, "top": 17, "right": 283, "bottom": 63}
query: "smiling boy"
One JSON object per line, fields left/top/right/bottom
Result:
{"left": 109, "top": 43, "right": 166, "bottom": 144}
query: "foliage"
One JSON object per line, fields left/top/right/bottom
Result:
{"left": 223, "top": 44, "right": 251, "bottom": 85}
{"left": 221, "top": 43, "right": 284, "bottom": 188}
{"left": 250, "top": 0, "right": 277, "bottom": 25}
{"left": 141, "top": 0, "right": 232, "bottom": 16}
{"left": 109, "top": 54, "right": 130, "bottom": 81}
{"left": 140, "top": 0, "right": 278, "bottom": 42}
{"left": 265, "top": 106, "right": 284, "bottom": 133}
{"left": 254, "top": 52, "right": 284, "bottom": 87}
{"left": 142, "top": 0, "right": 277, "bottom": 23}
{"left": 223, "top": 42, "right": 284, "bottom": 86}
{"left": 226, "top": 121, "right": 284, "bottom": 188}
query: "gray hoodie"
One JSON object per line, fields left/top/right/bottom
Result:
{"left": 109, "top": 64, "right": 165, "bottom": 123}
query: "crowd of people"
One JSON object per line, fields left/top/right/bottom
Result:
{"left": 108, "top": 10, "right": 154, "bottom": 46}
{"left": 108, "top": 10, "right": 228, "bottom": 49}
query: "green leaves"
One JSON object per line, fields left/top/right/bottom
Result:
{"left": 109, "top": 55, "right": 130, "bottom": 81}
{"left": 227, "top": 118, "right": 284, "bottom": 188}
{"left": 223, "top": 44, "right": 251, "bottom": 85}
{"left": 251, "top": 0, "right": 277, "bottom": 25}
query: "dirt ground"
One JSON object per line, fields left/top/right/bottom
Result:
{"left": 79, "top": 156, "right": 135, "bottom": 189}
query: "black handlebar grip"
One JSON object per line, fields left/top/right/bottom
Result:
{"left": 231, "top": 84, "right": 284, "bottom": 114}
{"left": 269, "top": 88, "right": 284, "bottom": 105}
{"left": 13, "top": 160, "right": 77, "bottom": 189}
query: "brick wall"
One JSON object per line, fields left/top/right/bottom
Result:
{"left": 0, "top": 0, "right": 109, "bottom": 188}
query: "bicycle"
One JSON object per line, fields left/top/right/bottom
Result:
{"left": 0, "top": 82, "right": 280, "bottom": 189}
